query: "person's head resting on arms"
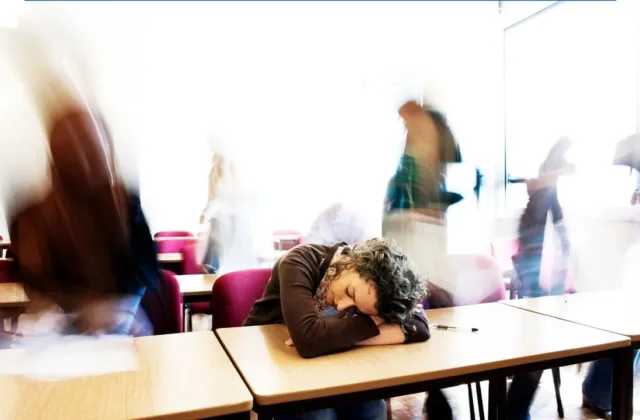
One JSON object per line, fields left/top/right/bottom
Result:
{"left": 323, "top": 238, "right": 428, "bottom": 328}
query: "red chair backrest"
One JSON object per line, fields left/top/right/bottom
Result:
{"left": 140, "top": 269, "right": 182, "bottom": 335}
{"left": 0, "top": 259, "right": 16, "bottom": 283}
{"left": 490, "top": 238, "right": 519, "bottom": 274}
{"left": 211, "top": 268, "right": 271, "bottom": 329}
{"left": 156, "top": 238, "right": 199, "bottom": 254}
{"left": 181, "top": 243, "right": 203, "bottom": 275}
{"left": 154, "top": 231, "right": 194, "bottom": 238}
{"left": 435, "top": 254, "right": 506, "bottom": 307}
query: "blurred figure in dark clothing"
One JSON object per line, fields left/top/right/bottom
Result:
{"left": 514, "top": 137, "right": 573, "bottom": 298}
{"left": 508, "top": 137, "right": 574, "bottom": 420}
{"left": 8, "top": 40, "right": 160, "bottom": 336}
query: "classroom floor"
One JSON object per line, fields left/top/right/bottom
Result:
{"left": 192, "top": 315, "right": 631, "bottom": 420}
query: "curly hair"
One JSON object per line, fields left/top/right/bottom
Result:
{"left": 327, "top": 238, "right": 428, "bottom": 328}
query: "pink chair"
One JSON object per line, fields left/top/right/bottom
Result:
{"left": 181, "top": 243, "right": 205, "bottom": 276}
{"left": 0, "top": 259, "right": 16, "bottom": 284}
{"left": 140, "top": 270, "right": 183, "bottom": 335}
{"left": 446, "top": 254, "right": 507, "bottom": 307}
{"left": 210, "top": 268, "right": 271, "bottom": 330}
{"left": 154, "top": 231, "right": 194, "bottom": 238}
{"left": 272, "top": 230, "right": 301, "bottom": 251}
{"left": 156, "top": 237, "right": 199, "bottom": 254}
{"left": 490, "top": 237, "right": 519, "bottom": 299}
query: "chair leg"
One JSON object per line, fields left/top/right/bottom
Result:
{"left": 551, "top": 368, "right": 564, "bottom": 418}
{"left": 10, "top": 316, "right": 18, "bottom": 333}
{"left": 384, "top": 398, "right": 392, "bottom": 420}
{"left": 476, "top": 382, "right": 485, "bottom": 420}
{"left": 467, "top": 383, "right": 476, "bottom": 420}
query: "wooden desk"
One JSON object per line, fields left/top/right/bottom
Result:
{"left": 217, "top": 303, "right": 629, "bottom": 419}
{"left": 501, "top": 291, "right": 640, "bottom": 342}
{"left": 0, "top": 332, "right": 252, "bottom": 420}
{"left": 158, "top": 253, "right": 184, "bottom": 264}
{"left": 0, "top": 283, "right": 28, "bottom": 309}
{"left": 176, "top": 274, "right": 217, "bottom": 303}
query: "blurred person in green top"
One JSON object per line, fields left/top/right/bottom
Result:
{"left": 382, "top": 100, "right": 465, "bottom": 420}
{"left": 384, "top": 100, "right": 462, "bottom": 216}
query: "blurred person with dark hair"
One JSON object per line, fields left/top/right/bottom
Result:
{"left": 244, "top": 238, "right": 429, "bottom": 420}
{"left": 8, "top": 34, "right": 160, "bottom": 336}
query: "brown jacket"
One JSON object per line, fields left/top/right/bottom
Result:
{"left": 244, "top": 243, "right": 430, "bottom": 358}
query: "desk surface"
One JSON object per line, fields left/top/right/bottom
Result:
{"left": 501, "top": 291, "right": 640, "bottom": 342}
{"left": 175, "top": 274, "right": 217, "bottom": 297}
{"left": 157, "top": 253, "right": 184, "bottom": 263}
{"left": 0, "top": 332, "right": 252, "bottom": 420}
{"left": 217, "top": 303, "right": 629, "bottom": 405}
{"left": 0, "top": 283, "right": 28, "bottom": 309}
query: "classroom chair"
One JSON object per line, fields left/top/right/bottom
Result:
{"left": 181, "top": 242, "right": 205, "bottom": 276}
{"left": 210, "top": 268, "right": 271, "bottom": 330}
{"left": 272, "top": 229, "right": 302, "bottom": 251}
{"left": 490, "top": 237, "right": 519, "bottom": 299}
{"left": 155, "top": 237, "right": 200, "bottom": 254}
{"left": 154, "top": 231, "right": 194, "bottom": 238}
{"left": 140, "top": 269, "right": 183, "bottom": 335}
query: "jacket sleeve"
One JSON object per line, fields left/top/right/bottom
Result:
{"left": 403, "top": 306, "right": 431, "bottom": 343}
{"left": 279, "top": 250, "right": 380, "bottom": 358}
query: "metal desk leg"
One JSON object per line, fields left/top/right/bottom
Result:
{"left": 488, "top": 377, "right": 506, "bottom": 420}
{"left": 612, "top": 347, "right": 634, "bottom": 420}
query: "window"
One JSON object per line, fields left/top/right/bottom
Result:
{"left": 504, "top": 1, "right": 639, "bottom": 209}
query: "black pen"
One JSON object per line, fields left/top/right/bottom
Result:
{"left": 432, "top": 324, "right": 479, "bottom": 332}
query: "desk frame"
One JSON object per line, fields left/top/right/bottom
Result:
{"left": 183, "top": 293, "right": 211, "bottom": 332}
{"left": 238, "top": 346, "right": 632, "bottom": 420}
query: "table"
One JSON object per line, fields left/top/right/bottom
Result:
{"left": 176, "top": 274, "right": 217, "bottom": 304}
{"left": 0, "top": 331, "right": 252, "bottom": 420}
{"left": 176, "top": 274, "right": 217, "bottom": 332}
{"left": 217, "top": 303, "right": 630, "bottom": 420}
{"left": 502, "top": 291, "right": 640, "bottom": 418}
{"left": 0, "top": 283, "right": 28, "bottom": 309}
{"left": 158, "top": 253, "right": 184, "bottom": 264}
{"left": 500, "top": 291, "right": 640, "bottom": 341}
{"left": 0, "top": 241, "right": 10, "bottom": 258}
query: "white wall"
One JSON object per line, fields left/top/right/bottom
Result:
{"left": 0, "top": 3, "right": 502, "bottom": 248}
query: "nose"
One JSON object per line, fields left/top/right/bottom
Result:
{"left": 336, "top": 298, "right": 355, "bottom": 312}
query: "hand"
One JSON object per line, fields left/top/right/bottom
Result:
{"left": 285, "top": 338, "right": 294, "bottom": 346}
{"left": 74, "top": 298, "right": 127, "bottom": 335}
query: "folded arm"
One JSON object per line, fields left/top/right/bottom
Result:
{"left": 279, "top": 251, "right": 380, "bottom": 358}
{"left": 357, "top": 307, "right": 430, "bottom": 346}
